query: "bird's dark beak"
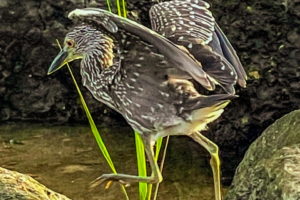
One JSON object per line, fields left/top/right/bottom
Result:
{"left": 47, "top": 49, "right": 68, "bottom": 75}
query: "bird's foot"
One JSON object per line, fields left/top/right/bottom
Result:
{"left": 90, "top": 174, "right": 131, "bottom": 189}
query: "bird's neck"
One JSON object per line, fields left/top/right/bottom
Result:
{"left": 80, "top": 53, "right": 121, "bottom": 88}
{"left": 86, "top": 34, "right": 115, "bottom": 69}
{"left": 79, "top": 33, "right": 121, "bottom": 87}
{"left": 79, "top": 52, "right": 121, "bottom": 110}
{"left": 79, "top": 32, "right": 137, "bottom": 99}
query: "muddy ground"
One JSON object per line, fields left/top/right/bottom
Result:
{"left": 0, "top": 0, "right": 299, "bottom": 184}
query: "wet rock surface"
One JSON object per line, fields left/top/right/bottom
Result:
{"left": 225, "top": 110, "right": 300, "bottom": 200}
{"left": 0, "top": 167, "right": 71, "bottom": 200}
{"left": 0, "top": 0, "right": 300, "bottom": 184}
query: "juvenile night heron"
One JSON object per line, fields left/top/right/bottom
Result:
{"left": 48, "top": 1, "right": 247, "bottom": 199}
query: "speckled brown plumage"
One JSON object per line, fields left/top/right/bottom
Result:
{"left": 48, "top": 1, "right": 247, "bottom": 199}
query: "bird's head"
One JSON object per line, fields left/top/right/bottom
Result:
{"left": 48, "top": 25, "right": 114, "bottom": 75}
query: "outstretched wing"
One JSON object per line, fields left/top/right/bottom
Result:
{"left": 149, "top": 0, "right": 247, "bottom": 94}
{"left": 214, "top": 24, "right": 247, "bottom": 87}
{"left": 150, "top": 0, "right": 215, "bottom": 44}
{"left": 68, "top": 8, "right": 215, "bottom": 91}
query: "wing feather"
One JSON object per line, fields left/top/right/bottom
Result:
{"left": 149, "top": 0, "right": 247, "bottom": 93}
{"left": 150, "top": 0, "right": 215, "bottom": 44}
{"left": 214, "top": 24, "right": 247, "bottom": 87}
{"left": 68, "top": 8, "right": 215, "bottom": 91}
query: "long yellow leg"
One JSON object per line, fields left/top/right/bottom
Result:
{"left": 190, "top": 132, "right": 222, "bottom": 200}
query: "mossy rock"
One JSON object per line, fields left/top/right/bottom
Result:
{"left": 225, "top": 110, "right": 300, "bottom": 200}
{"left": 0, "top": 167, "right": 71, "bottom": 200}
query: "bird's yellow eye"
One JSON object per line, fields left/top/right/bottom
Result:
{"left": 66, "top": 40, "right": 75, "bottom": 48}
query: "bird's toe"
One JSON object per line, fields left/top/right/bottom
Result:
{"left": 90, "top": 174, "right": 131, "bottom": 189}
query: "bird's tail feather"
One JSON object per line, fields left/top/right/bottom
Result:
{"left": 183, "top": 94, "right": 236, "bottom": 112}
{"left": 187, "top": 94, "right": 234, "bottom": 131}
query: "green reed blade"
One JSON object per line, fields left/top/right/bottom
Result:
{"left": 56, "top": 40, "right": 129, "bottom": 200}
{"left": 122, "top": 0, "right": 127, "bottom": 18}
{"left": 135, "top": 132, "right": 148, "bottom": 200}
{"left": 116, "top": 0, "right": 122, "bottom": 16}
{"left": 155, "top": 137, "right": 164, "bottom": 161}
{"left": 106, "top": 0, "right": 112, "bottom": 12}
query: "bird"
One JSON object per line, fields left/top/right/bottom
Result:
{"left": 47, "top": 1, "right": 247, "bottom": 200}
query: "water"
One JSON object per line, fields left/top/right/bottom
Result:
{"left": 0, "top": 123, "right": 223, "bottom": 200}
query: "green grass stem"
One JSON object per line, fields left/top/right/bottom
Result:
{"left": 135, "top": 132, "right": 148, "bottom": 200}
{"left": 116, "top": 0, "right": 122, "bottom": 17}
{"left": 106, "top": 0, "right": 112, "bottom": 12}
{"left": 122, "top": 0, "right": 127, "bottom": 18}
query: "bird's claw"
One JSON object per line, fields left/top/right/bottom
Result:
{"left": 90, "top": 174, "right": 131, "bottom": 190}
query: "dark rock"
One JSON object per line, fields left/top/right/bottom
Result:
{"left": 0, "top": 0, "right": 123, "bottom": 125}
{"left": 24, "top": 27, "right": 42, "bottom": 44}
{"left": 225, "top": 110, "right": 300, "bottom": 200}
{"left": 287, "top": 29, "right": 300, "bottom": 48}
{"left": 0, "top": 1, "right": 8, "bottom": 8}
